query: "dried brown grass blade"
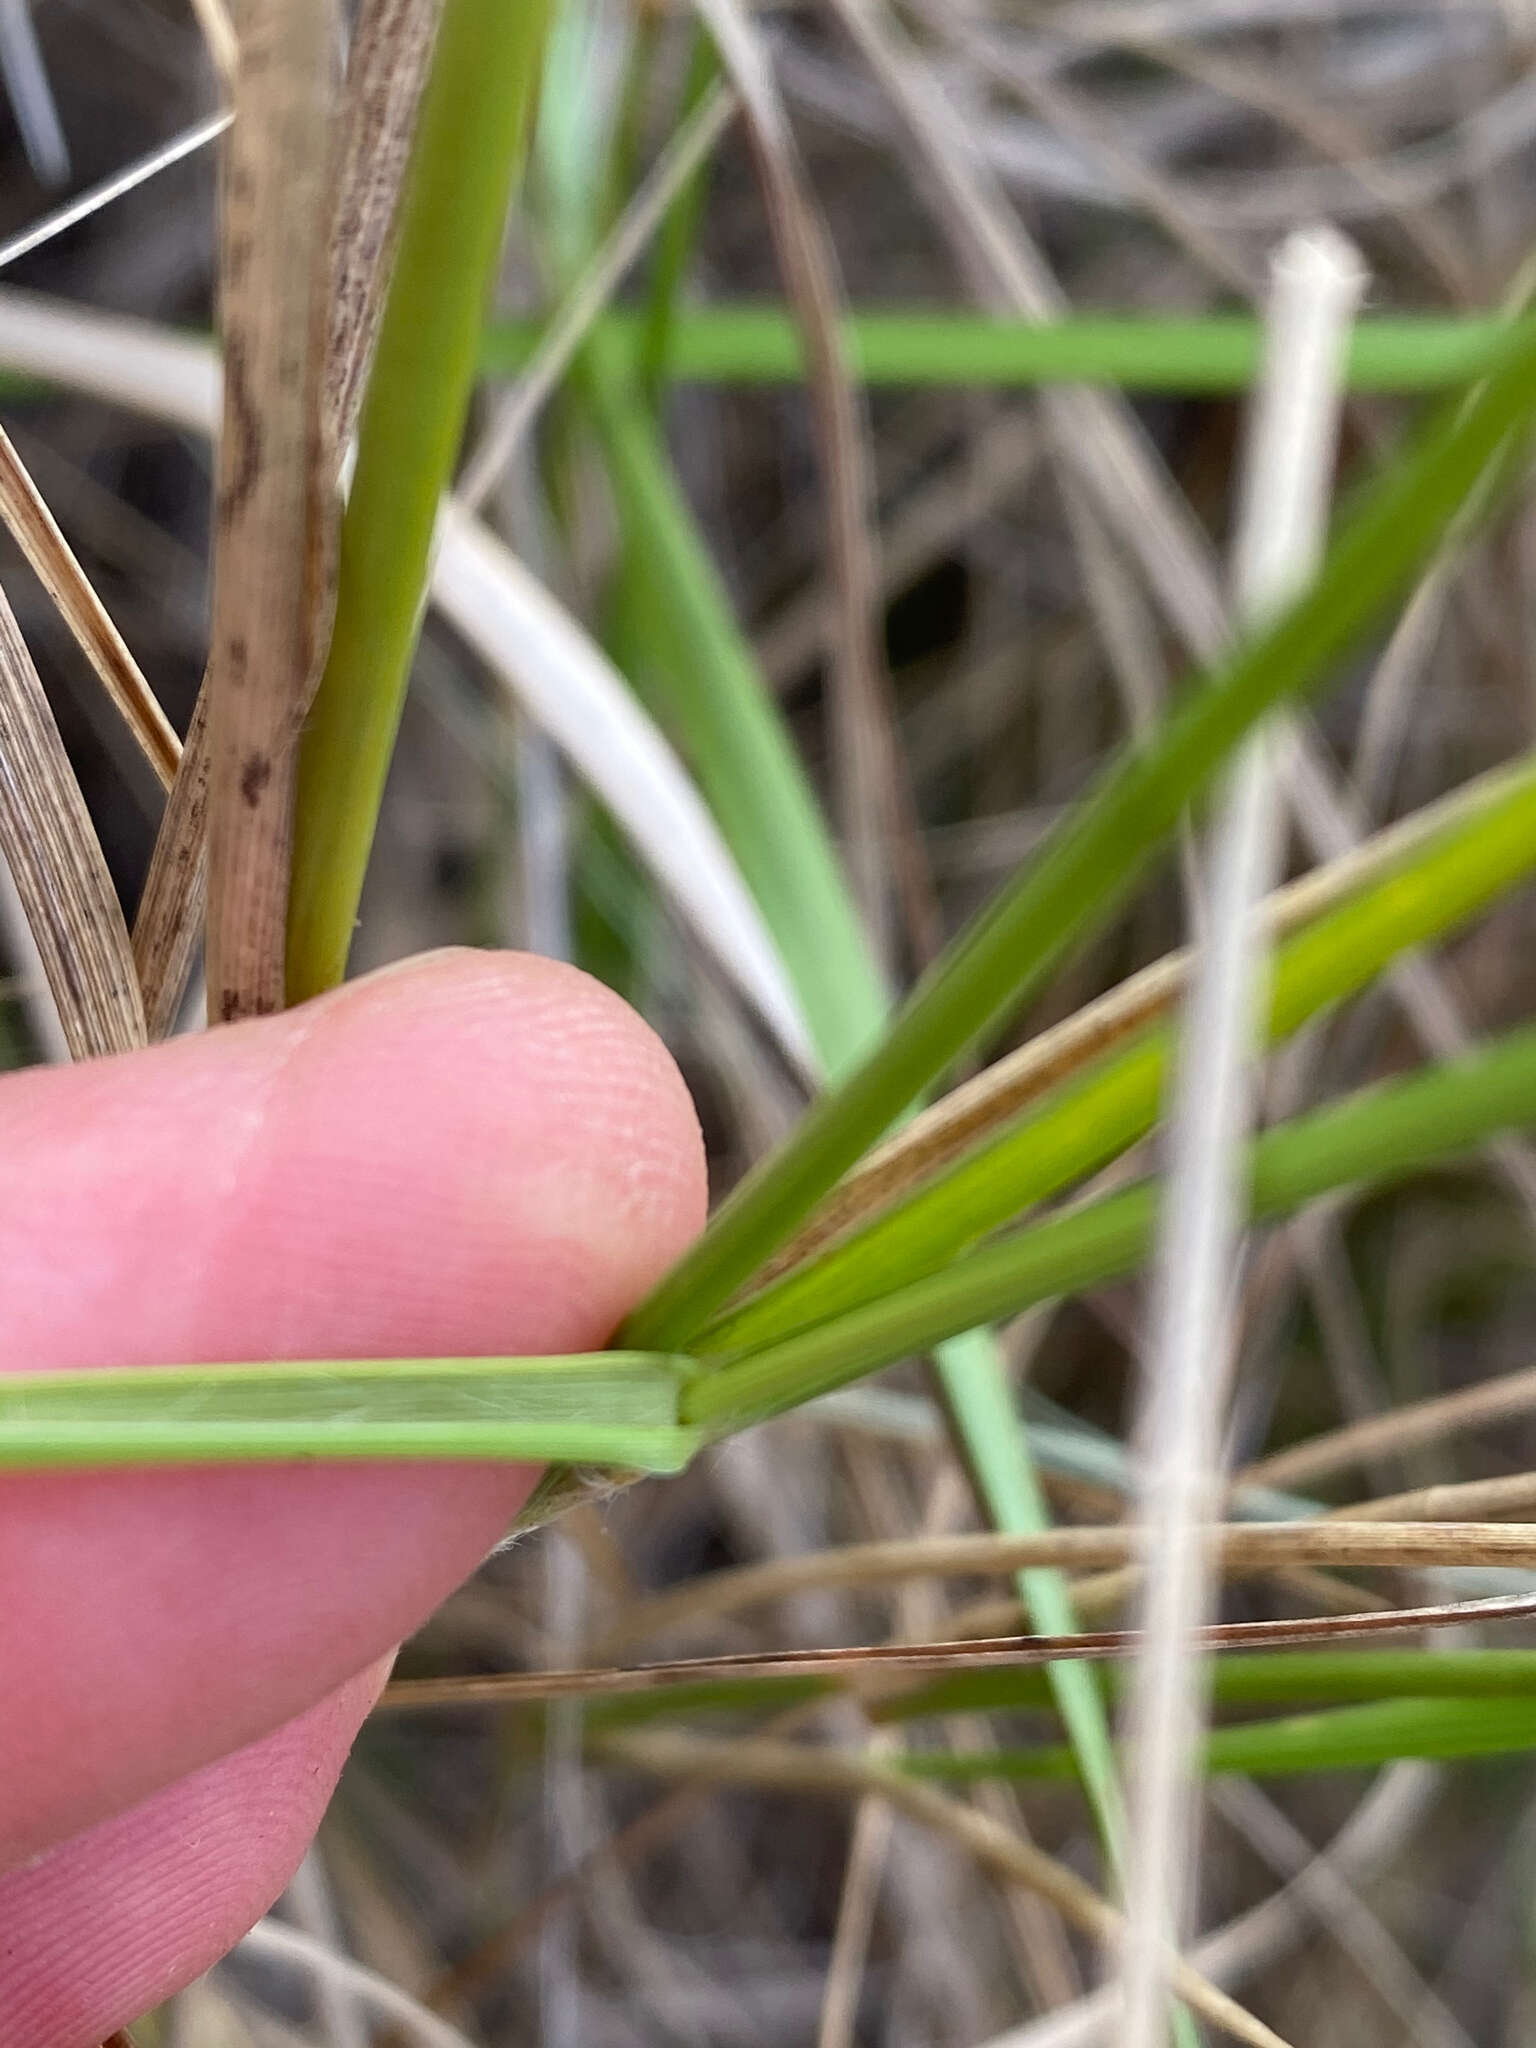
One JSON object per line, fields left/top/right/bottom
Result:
{"left": 0, "top": 581, "right": 145, "bottom": 1057}
{"left": 0, "top": 423, "right": 179, "bottom": 789}
{"left": 205, "top": 0, "right": 337, "bottom": 1024}
{"left": 380, "top": 1588, "right": 1536, "bottom": 1714}
{"left": 597, "top": 1522, "right": 1536, "bottom": 1653}
{"left": 1245, "top": 1358, "right": 1536, "bottom": 1492}
{"left": 132, "top": 684, "right": 210, "bottom": 1039}
{"left": 324, "top": 0, "right": 440, "bottom": 450}
{"left": 141, "top": 0, "right": 435, "bottom": 1037}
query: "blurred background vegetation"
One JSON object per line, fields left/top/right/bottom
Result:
{"left": 9, "top": 2, "right": 1536, "bottom": 2043}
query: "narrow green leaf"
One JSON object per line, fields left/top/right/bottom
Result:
{"left": 480, "top": 308, "right": 1536, "bottom": 394}
{"left": 684, "top": 1020, "right": 1536, "bottom": 1429}
{"left": 583, "top": 332, "right": 889, "bottom": 1071}
{"left": 581, "top": 319, "right": 1124, "bottom": 1860}
{"left": 900, "top": 1693, "right": 1536, "bottom": 1784}
{"left": 624, "top": 321, "right": 1536, "bottom": 1353}
{"left": 701, "top": 750, "right": 1536, "bottom": 1355}
{"left": 879, "top": 1650, "right": 1536, "bottom": 1724}
{"left": 286, "top": 0, "right": 552, "bottom": 1001}
{"left": 0, "top": 1352, "right": 701, "bottom": 1472}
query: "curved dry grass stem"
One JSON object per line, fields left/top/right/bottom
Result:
{"left": 0, "top": 426, "right": 178, "bottom": 787}
{"left": 599, "top": 1729, "right": 1294, "bottom": 2048}
{"left": 456, "top": 78, "right": 740, "bottom": 512}
{"left": 1244, "top": 1360, "right": 1536, "bottom": 1492}
{"left": 596, "top": 1522, "right": 1536, "bottom": 1653}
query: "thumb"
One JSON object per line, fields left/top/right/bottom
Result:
{"left": 0, "top": 947, "right": 704, "bottom": 1866}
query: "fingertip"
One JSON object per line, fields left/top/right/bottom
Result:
{"left": 0, "top": 947, "right": 706, "bottom": 1858}
{"left": 0, "top": 1664, "right": 388, "bottom": 2048}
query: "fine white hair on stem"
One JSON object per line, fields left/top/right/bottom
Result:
{"left": 232, "top": 1916, "right": 481, "bottom": 2048}
{"left": 456, "top": 79, "right": 739, "bottom": 513}
{"left": 1116, "top": 222, "right": 1366, "bottom": 2048}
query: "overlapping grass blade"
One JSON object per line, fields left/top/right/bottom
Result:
{"left": 684, "top": 1019, "right": 1536, "bottom": 1429}
{"left": 287, "top": 0, "right": 552, "bottom": 1001}
{"left": 0, "top": 1352, "right": 701, "bottom": 1472}
{"left": 584, "top": 335, "right": 888, "bottom": 1070}
{"left": 623, "top": 319, "right": 1536, "bottom": 1353}
{"left": 700, "top": 748, "right": 1536, "bottom": 1354}
{"left": 581, "top": 307, "right": 1125, "bottom": 1857}
{"left": 902, "top": 1695, "right": 1536, "bottom": 1785}
{"left": 885, "top": 1651, "right": 1536, "bottom": 1723}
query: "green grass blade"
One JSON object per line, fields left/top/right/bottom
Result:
{"left": 623, "top": 322, "right": 1536, "bottom": 1353}
{"left": 286, "top": 0, "right": 552, "bottom": 1002}
{"left": 636, "top": 27, "right": 719, "bottom": 396}
{"left": 901, "top": 1694, "right": 1536, "bottom": 1784}
{"left": 685, "top": 1020, "right": 1536, "bottom": 1429}
{"left": 932, "top": 1327, "right": 1126, "bottom": 1858}
{"left": 0, "top": 1352, "right": 701, "bottom": 1471}
{"left": 879, "top": 1650, "right": 1536, "bottom": 1723}
{"left": 582, "top": 329, "right": 1127, "bottom": 1861}
{"left": 700, "top": 750, "right": 1536, "bottom": 1354}
{"left": 583, "top": 332, "right": 888, "bottom": 1070}
{"left": 479, "top": 309, "right": 1536, "bottom": 394}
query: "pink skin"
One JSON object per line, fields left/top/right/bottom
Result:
{"left": 0, "top": 949, "right": 707, "bottom": 2047}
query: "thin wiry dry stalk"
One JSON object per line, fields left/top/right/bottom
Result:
{"left": 0, "top": 582, "right": 145, "bottom": 1058}
{"left": 942, "top": 15, "right": 1259, "bottom": 296}
{"left": 1042, "top": 1462, "right": 1536, "bottom": 1622}
{"left": 381, "top": 1585, "right": 1536, "bottom": 1718}
{"left": 817, "top": 1738, "right": 897, "bottom": 2048}
{"left": 1245, "top": 1358, "right": 1536, "bottom": 1492}
{"left": 596, "top": 1522, "right": 1536, "bottom": 1653}
{"left": 759, "top": 408, "right": 1042, "bottom": 691}
{"left": 694, "top": 0, "right": 934, "bottom": 968}
{"left": 1115, "top": 29, "right": 1477, "bottom": 299}
{"left": 1329, "top": 1468, "right": 1536, "bottom": 1525}
{"left": 234, "top": 1919, "right": 478, "bottom": 2048}
{"left": 1208, "top": 1779, "right": 1478, "bottom": 2048}
{"left": 0, "top": 115, "right": 231, "bottom": 278}
{"left": 0, "top": 427, "right": 178, "bottom": 790}
{"left": 758, "top": 753, "right": 1529, "bottom": 1282}
{"left": 204, "top": 0, "right": 337, "bottom": 1023}
{"left": 456, "top": 79, "right": 740, "bottom": 512}
{"left": 597, "top": 1729, "right": 1294, "bottom": 2048}
{"left": 988, "top": 1763, "right": 1441, "bottom": 2048}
